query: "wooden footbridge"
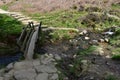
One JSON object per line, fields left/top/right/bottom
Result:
{"left": 17, "top": 22, "right": 42, "bottom": 60}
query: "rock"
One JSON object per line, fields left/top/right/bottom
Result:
{"left": 79, "top": 30, "right": 88, "bottom": 35}
{"left": 0, "top": 69, "right": 5, "bottom": 76}
{"left": 14, "top": 68, "right": 37, "bottom": 80}
{"left": 36, "top": 73, "right": 48, "bottom": 80}
{"left": 54, "top": 54, "right": 61, "bottom": 60}
{"left": 50, "top": 73, "right": 58, "bottom": 80}
{"left": 79, "top": 32, "right": 84, "bottom": 35}
{"left": 41, "top": 57, "right": 55, "bottom": 65}
{"left": 6, "top": 70, "right": 14, "bottom": 76}
{"left": 99, "top": 39, "right": 104, "bottom": 42}
{"left": 85, "top": 37, "right": 90, "bottom": 40}
{"left": 0, "top": 77, "right": 3, "bottom": 80}
{"left": 95, "top": 47, "right": 104, "bottom": 55}
{"left": 104, "top": 38, "right": 109, "bottom": 43}
{"left": 90, "top": 40, "right": 98, "bottom": 45}
{"left": 4, "top": 73, "right": 13, "bottom": 80}
{"left": 104, "top": 31, "right": 114, "bottom": 36}
{"left": 81, "top": 60, "right": 89, "bottom": 72}
{"left": 83, "top": 30, "right": 88, "bottom": 34}
{"left": 35, "top": 65, "right": 57, "bottom": 73}
{"left": 73, "top": 54, "right": 77, "bottom": 58}
{"left": 6, "top": 63, "right": 14, "bottom": 71}
{"left": 68, "top": 64, "right": 74, "bottom": 67}
{"left": 90, "top": 76, "right": 94, "bottom": 80}
{"left": 33, "top": 60, "right": 40, "bottom": 66}
{"left": 14, "top": 61, "right": 33, "bottom": 70}
{"left": 106, "top": 55, "right": 110, "bottom": 58}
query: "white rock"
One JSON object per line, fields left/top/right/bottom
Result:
{"left": 85, "top": 37, "right": 90, "bottom": 40}
{"left": 104, "top": 31, "right": 114, "bottom": 35}
{"left": 104, "top": 38, "right": 109, "bottom": 42}
{"left": 14, "top": 68, "right": 37, "bottom": 80}
{"left": 36, "top": 73, "right": 48, "bottom": 80}
{"left": 68, "top": 64, "right": 74, "bottom": 67}
{"left": 99, "top": 39, "right": 104, "bottom": 42}
{"left": 79, "top": 32, "right": 84, "bottom": 35}
{"left": 83, "top": 30, "right": 87, "bottom": 34}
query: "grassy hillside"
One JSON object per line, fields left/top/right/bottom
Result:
{"left": 0, "top": 14, "right": 23, "bottom": 56}
{"left": 0, "top": 14, "right": 23, "bottom": 41}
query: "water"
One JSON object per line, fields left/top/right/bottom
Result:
{"left": 0, "top": 53, "right": 22, "bottom": 66}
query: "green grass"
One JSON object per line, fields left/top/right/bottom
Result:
{"left": 112, "top": 53, "right": 120, "bottom": 60}
{"left": 0, "top": 14, "right": 23, "bottom": 41}
{"left": 29, "top": 10, "right": 87, "bottom": 28}
{"left": 49, "top": 30, "right": 77, "bottom": 41}
{"left": 105, "top": 74, "right": 118, "bottom": 80}
{"left": 110, "top": 27, "right": 120, "bottom": 46}
{"left": 0, "top": 5, "right": 9, "bottom": 10}
{"left": 77, "top": 45, "right": 96, "bottom": 55}
{"left": 0, "top": 14, "right": 23, "bottom": 55}
{"left": 111, "top": 3, "right": 120, "bottom": 10}
{"left": 110, "top": 28, "right": 120, "bottom": 60}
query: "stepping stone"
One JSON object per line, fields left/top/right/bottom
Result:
{"left": 14, "top": 68, "right": 37, "bottom": 80}
{"left": 36, "top": 73, "right": 48, "bottom": 80}
{"left": 35, "top": 65, "right": 57, "bottom": 73}
{"left": 14, "top": 61, "right": 34, "bottom": 70}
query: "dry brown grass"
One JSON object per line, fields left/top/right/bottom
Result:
{"left": 0, "top": 0, "right": 120, "bottom": 13}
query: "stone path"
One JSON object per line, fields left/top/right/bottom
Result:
{"left": 0, "top": 54, "right": 59, "bottom": 80}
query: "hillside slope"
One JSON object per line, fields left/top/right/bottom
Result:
{"left": 0, "top": 0, "right": 120, "bottom": 13}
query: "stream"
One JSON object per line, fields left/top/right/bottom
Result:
{"left": 0, "top": 52, "right": 22, "bottom": 66}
